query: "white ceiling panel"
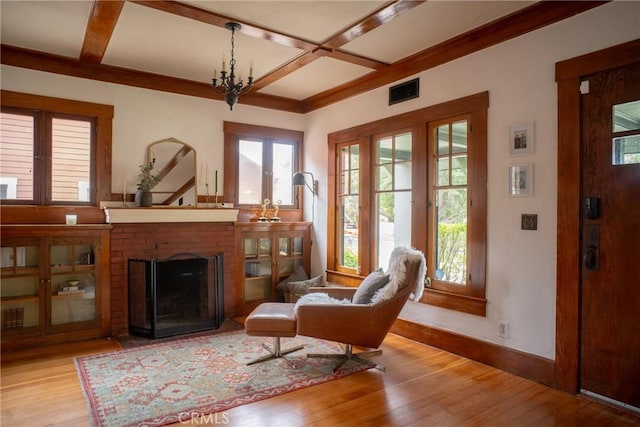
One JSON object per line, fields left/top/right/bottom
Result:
{"left": 257, "top": 56, "right": 371, "bottom": 100}
{"left": 183, "top": 1, "right": 387, "bottom": 43}
{"left": 342, "top": 1, "right": 536, "bottom": 63}
{"left": 104, "top": 2, "right": 303, "bottom": 84}
{"left": 0, "top": 0, "right": 92, "bottom": 58}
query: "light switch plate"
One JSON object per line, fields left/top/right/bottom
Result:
{"left": 521, "top": 214, "right": 538, "bottom": 230}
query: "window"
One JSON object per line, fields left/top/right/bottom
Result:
{"left": 374, "top": 131, "right": 412, "bottom": 269}
{"left": 0, "top": 108, "right": 95, "bottom": 205}
{"left": 0, "top": 90, "right": 113, "bottom": 207}
{"left": 328, "top": 92, "right": 488, "bottom": 315}
{"left": 429, "top": 117, "right": 469, "bottom": 286}
{"left": 337, "top": 142, "right": 360, "bottom": 272}
{"left": 224, "top": 122, "right": 303, "bottom": 208}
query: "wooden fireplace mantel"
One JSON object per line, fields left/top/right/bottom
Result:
{"left": 100, "top": 202, "right": 239, "bottom": 223}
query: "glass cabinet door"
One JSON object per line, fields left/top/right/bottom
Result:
{"left": 243, "top": 237, "right": 273, "bottom": 301}
{"left": 1, "top": 244, "right": 40, "bottom": 331}
{"left": 49, "top": 241, "right": 96, "bottom": 328}
{"left": 277, "top": 235, "right": 305, "bottom": 281}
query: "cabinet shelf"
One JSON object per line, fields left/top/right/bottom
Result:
{"left": 0, "top": 295, "right": 38, "bottom": 303}
{"left": 52, "top": 292, "right": 95, "bottom": 300}
{"left": 244, "top": 275, "right": 271, "bottom": 281}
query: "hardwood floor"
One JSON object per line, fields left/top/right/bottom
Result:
{"left": 1, "top": 333, "right": 638, "bottom": 426}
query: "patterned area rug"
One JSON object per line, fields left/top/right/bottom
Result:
{"left": 75, "top": 331, "right": 373, "bottom": 427}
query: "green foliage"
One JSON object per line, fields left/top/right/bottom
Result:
{"left": 437, "top": 222, "right": 467, "bottom": 284}
{"left": 137, "top": 159, "right": 160, "bottom": 191}
{"left": 343, "top": 247, "right": 358, "bottom": 269}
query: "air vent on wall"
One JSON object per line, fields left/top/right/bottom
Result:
{"left": 389, "top": 78, "right": 420, "bottom": 105}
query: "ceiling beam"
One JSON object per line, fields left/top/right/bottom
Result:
{"left": 321, "top": 0, "right": 424, "bottom": 49}
{"left": 80, "top": 0, "right": 125, "bottom": 64}
{"left": 303, "top": 0, "right": 610, "bottom": 112}
{"left": 0, "top": 44, "right": 305, "bottom": 113}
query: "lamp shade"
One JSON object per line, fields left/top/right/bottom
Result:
{"left": 292, "top": 172, "right": 306, "bottom": 186}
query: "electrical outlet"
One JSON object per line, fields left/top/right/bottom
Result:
{"left": 521, "top": 214, "right": 538, "bottom": 230}
{"left": 499, "top": 321, "right": 509, "bottom": 338}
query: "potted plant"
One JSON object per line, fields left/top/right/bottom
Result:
{"left": 135, "top": 159, "right": 160, "bottom": 207}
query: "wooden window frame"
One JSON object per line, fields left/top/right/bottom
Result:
{"left": 223, "top": 121, "right": 304, "bottom": 212}
{"left": 0, "top": 90, "right": 113, "bottom": 207}
{"left": 327, "top": 92, "right": 488, "bottom": 316}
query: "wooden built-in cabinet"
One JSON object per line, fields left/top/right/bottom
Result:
{"left": 235, "top": 222, "right": 311, "bottom": 315}
{"left": 1, "top": 225, "right": 111, "bottom": 351}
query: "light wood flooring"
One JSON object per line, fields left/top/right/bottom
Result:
{"left": 1, "top": 333, "right": 638, "bottom": 426}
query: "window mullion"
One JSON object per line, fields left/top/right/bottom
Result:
{"left": 42, "top": 111, "right": 52, "bottom": 205}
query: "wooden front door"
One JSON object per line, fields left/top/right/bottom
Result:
{"left": 580, "top": 61, "right": 640, "bottom": 409}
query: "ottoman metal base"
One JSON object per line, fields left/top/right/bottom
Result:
{"left": 247, "top": 336, "right": 304, "bottom": 368}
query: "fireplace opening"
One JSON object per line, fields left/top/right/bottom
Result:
{"left": 128, "top": 253, "right": 224, "bottom": 338}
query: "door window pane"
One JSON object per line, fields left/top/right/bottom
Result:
{"left": 51, "top": 117, "right": 92, "bottom": 202}
{"left": 612, "top": 135, "right": 640, "bottom": 165}
{"left": 0, "top": 112, "right": 34, "bottom": 200}
{"left": 612, "top": 100, "right": 640, "bottom": 165}
{"left": 238, "top": 139, "right": 263, "bottom": 205}
{"left": 613, "top": 100, "right": 640, "bottom": 132}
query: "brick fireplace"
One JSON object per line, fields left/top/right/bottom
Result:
{"left": 109, "top": 222, "right": 235, "bottom": 336}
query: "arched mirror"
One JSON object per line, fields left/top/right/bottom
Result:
{"left": 147, "top": 138, "right": 197, "bottom": 206}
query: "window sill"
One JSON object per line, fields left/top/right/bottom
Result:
{"left": 420, "top": 288, "right": 487, "bottom": 316}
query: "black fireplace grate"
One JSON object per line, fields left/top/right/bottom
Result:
{"left": 128, "top": 253, "right": 224, "bottom": 338}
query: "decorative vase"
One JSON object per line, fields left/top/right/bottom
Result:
{"left": 135, "top": 190, "right": 153, "bottom": 207}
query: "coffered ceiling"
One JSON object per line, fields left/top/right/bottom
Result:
{"left": 0, "top": 1, "right": 607, "bottom": 113}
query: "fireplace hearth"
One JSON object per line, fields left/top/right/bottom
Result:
{"left": 128, "top": 253, "right": 224, "bottom": 338}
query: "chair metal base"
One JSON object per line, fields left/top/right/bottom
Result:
{"left": 307, "top": 343, "right": 385, "bottom": 372}
{"left": 247, "top": 336, "right": 304, "bottom": 368}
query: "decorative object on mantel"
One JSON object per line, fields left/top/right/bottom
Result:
{"left": 135, "top": 159, "right": 160, "bottom": 207}
{"left": 271, "top": 199, "right": 282, "bottom": 222}
{"left": 212, "top": 22, "right": 254, "bottom": 110}
{"left": 258, "top": 198, "right": 270, "bottom": 222}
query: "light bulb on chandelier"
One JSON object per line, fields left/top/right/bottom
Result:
{"left": 212, "top": 22, "right": 253, "bottom": 110}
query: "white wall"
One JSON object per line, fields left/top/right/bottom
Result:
{"left": 303, "top": 1, "right": 640, "bottom": 359}
{"left": 1, "top": 1, "right": 638, "bottom": 360}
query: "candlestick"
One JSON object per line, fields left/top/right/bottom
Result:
{"left": 215, "top": 170, "right": 218, "bottom": 195}
{"left": 122, "top": 169, "right": 127, "bottom": 207}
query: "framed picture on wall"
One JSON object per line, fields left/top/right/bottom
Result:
{"left": 508, "top": 163, "right": 533, "bottom": 196}
{"left": 509, "top": 122, "right": 534, "bottom": 156}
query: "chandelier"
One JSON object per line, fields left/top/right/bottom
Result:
{"left": 212, "top": 22, "right": 254, "bottom": 110}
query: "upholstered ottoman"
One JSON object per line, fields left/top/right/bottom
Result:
{"left": 244, "top": 302, "right": 303, "bottom": 368}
